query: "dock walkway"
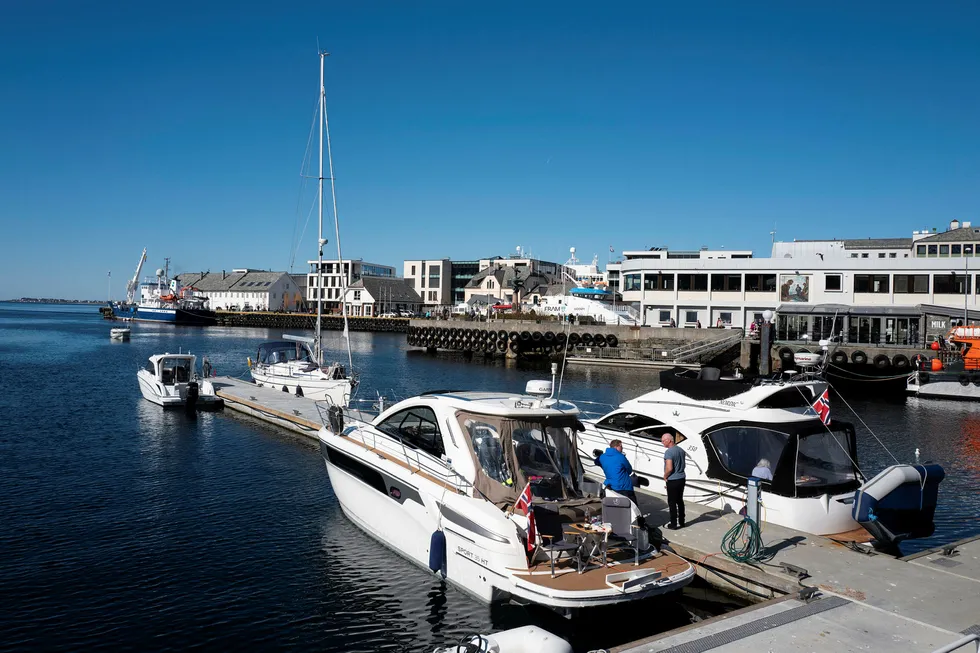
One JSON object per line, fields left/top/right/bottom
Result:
{"left": 617, "top": 496, "right": 980, "bottom": 652}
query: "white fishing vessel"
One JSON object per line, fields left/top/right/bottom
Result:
{"left": 318, "top": 375, "right": 696, "bottom": 614}
{"left": 110, "top": 327, "right": 131, "bottom": 340}
{"left": 577, "top": 366, "right": 945, "bottom": 546}
{"left": 137, "top": 353, "right": 222, "bottom": 410}
{"left": 249, "top": 50, "right": 355, "bottom": 407}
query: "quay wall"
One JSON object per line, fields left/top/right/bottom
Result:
{"left": 215, "top": 311, "right": 408, "bottom": 332}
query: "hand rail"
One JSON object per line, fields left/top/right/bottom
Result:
{"left": 930, "top": 634, "right": 979, "bottom": 653}
{"left": 670, "top": 330, "right": 744, "bottom": 363}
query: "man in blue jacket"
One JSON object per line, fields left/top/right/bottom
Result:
{"left": 596, "top": 439, "right": 639, "bottom": 507}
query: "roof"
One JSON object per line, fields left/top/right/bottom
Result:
{"left": 465, "top": 266, "right": 558, "bottom": 295}
{"left": 915, "top": 227, "right": 980, "bottom": 243}
{"left": 348, "top": 277, "right": 422, "bottom": 303}
{"left": 842, "top": 238, "right": 914, "bottom": 250}
{"left": 176, "top": 271, "right": 290, "bottom": 292}
{"left": 382, "top": 391, "right": 581, "bottom": 418}
{"left": 776, "top": 303, "right": 922, "bottom": 316}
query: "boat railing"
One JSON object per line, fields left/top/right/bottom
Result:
{"left": 568, "top": 399, "right": 616, "bottom": 421}
{"left": 670, "top": 330, "right": 744, "bottom": 363}
{"left": 929, "top": 633, "right": 978, "bottom": 653}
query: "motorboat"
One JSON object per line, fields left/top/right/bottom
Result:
{"left": 317, "top": 379, "right": 696, "bottom": 615}
{"left": 110, "top": 327, "right": 131, "bottom": 340}
{"left": 138, "top": 353, "right": 223, "bottom": 410}
{"left": 577, "top": 367, "right": 944, "bottom": 547}
{"left": 434, "top": 626, "right": 571, "bottom": 653}
{"left": 249, "top": 335, "right": 354, "bottom": 406}
{"left": 907, "top": 326, "right": 980, "bottom": 401}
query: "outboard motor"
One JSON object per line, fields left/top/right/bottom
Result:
{"left": 184, "top": 381, "right": 200, "bottom": 413}
{"left": 853, "top": 464, "right": 945, "bottom": 548}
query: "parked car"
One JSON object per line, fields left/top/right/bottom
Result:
{"left": 378, "top": 312, "right": 398, "bottom": 318}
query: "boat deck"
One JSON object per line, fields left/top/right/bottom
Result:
{"left": 511, "top": 546, "right": 692, "bottom": 593}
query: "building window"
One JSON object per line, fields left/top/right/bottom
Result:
{"left": 952, "top": 245, "right": 962, "bottom": 256}
{"left": 861, "top": 253, "right": 869, "bottom": 258}
{"left": 658, "top": 310, "right": 671, "bottom": 323}
{"left": 825, "top": 274, "right": 842, "bottom": 292}
{"left": 928, "top": 245, "right": 938, "bottom": 257}
{"left": 411, "top": 265, "right": 416, "bottom": 275}
{"left": 643, "top": 273, "right": 674, "bottom": 291}
{"left": 850, "top": 253, "right": 859, "bottom": 258}
{"left": 878, "top": 253, "right": 886, "bottom": 258}
{"left": 940, "top": 245, "right": 950, "bottom": 257}
{"left": 353, "top": 290, "right": 361, "bottom": 301}
{"left": 710, "top": 274, "right": 741, "bottom": 292}
{"left": 428, "top": 291, "right": 437, "bottom": 301}
{"left": 894, "top": 275, "right": 929, "bottom": 294}
{"left": 685, "top": 311, "right": 698, "bottom": 324}
{"left": 677, "top": 274, "right": 708, "bottom": 291}
{"left": 916, "top": 245, "right": 927, "bottom": 257}
{"left": 934, "top": 274, "right": 970, "bottom": 295}
{"left": 718, "top": 311, "right": 732, "bottom": 325}
{"left": 889, "top": 252, "right": 897, "bottom": 258}
{"left": 854, "top": 275, "right": 889, "bottom": 293}
{"left": 487, "top": 279, "right": 494, "bottom": 289}
{"left": 745, "top": 274, "right": 777, "bottom": 293}
{"left": 966, "top": 244, "right": 975, "bottom": 256}
{"left": 624, "top": 274, "right": 641, "bottom": 292}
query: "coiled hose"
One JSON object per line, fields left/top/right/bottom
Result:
{"left": 720, "top": 516, "right": 764, "bottom": 563}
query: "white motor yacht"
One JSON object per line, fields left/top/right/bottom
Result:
{"left": 577, "top": 367, "right": 944, "bottom": 545}
{"left": 138, "top": 353, "right": 222, "bottom": 410}
{"left": 249, "top": 336, "right": 353, "bottom": 406}
{"left": 317, "top": 381, "right": 696, "bottom": 614}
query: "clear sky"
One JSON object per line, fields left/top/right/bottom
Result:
{"left": 1, "top": 1, "right": 978, "bottom": 299}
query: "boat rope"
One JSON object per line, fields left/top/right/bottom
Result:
{"left": 824, "top": 381, "right": 901, "bottom": 465}
{"left": 289, "top": 95, "right": 321, "bottom": 273}
{"left": 792, "top": 385, "right": 867, "bottom": 477}
{"left": 825, "top": 363, "right": 913, "bottom": 381}
{"left": 555, "top": 309, "right": 574, "bottom": 401}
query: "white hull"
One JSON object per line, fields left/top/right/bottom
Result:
{"left": 137, "top": 370, "right": 222, "bottom": 409}
{"left": 321, "top": 432, "right": 695, "bottom": 610}
{"left": 907, "top": 378, "right": 980, "bottom": 401}
{"left": 250, "top": 368, "right": 351, "bottom": 406}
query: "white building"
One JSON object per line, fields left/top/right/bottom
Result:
{"left": 404, "top": 259, "right": 452, "bottom": 306}
{"left": 177, "top": 269, "right": 303, "bottom": 311}
{"left": 307, "top": 259, "right": 395, "bottom": 312}
{"left": 619, "top": 221, "right": 980, "bottom": 339}
{"left": 344, "top": 277, "right": 423, "bottom": 317}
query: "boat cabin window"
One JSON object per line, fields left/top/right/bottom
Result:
{"left": 461, "top": 419, "right": 512, "bottom": 484}
{"left": 257, "top": 343, "right": 314, "bottom": 365}
{"left": 796, "top": 427, "right": 860, "bottom": 489}
{"left": 595, "top": 412, "right": 663, "bottom": 433}
{"left": 377, "top": 407, "right": 445, "bottom": 458}
{"left": 632, "top": 425, "right": 686, "bottom": 444}
{"left": 706, "top": 426, "right": 789, "bottom": 482}
{"left": 159, "top": 358, "right": 192, "bottom": 385}
{"left": 757, "top": 388, "right": 815, "bottom": 409}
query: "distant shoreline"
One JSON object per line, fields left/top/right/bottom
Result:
{"left": 1, "top": 299, "right": 105, "bottom": 305}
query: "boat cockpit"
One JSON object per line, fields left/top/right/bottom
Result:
{"left": 256, "top": 341, "right": 318, "bottom": 369}
{"left": 147, "top": 355, "right": 196, "bottom": 385}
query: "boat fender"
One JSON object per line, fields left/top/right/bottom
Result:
{"left": 892, "top": 354, "right": 909, "bottom": 370}
{"left": 247, "top": 357, "right": 252, "bottom": 368}
{"left": 873, "top": 354, "right": 891, "bottom": 370}
{"left": 295, "top": 386, "right": 304, "bottom": 397}
{"left": 831, "top": 351, "right": 848, "bottom": 365}
{"left": 959, "top": 374, "right": 970, "bottom": 386}
{"left": 428, "top": 530, "right": 447, "bottom": 573}
{"left": 606, "top": 334, "right": 618, "bottom": 347}
{"left": 282, "top": 385, "right": 289, "bottom": 392}
{"left": 851, "top": 351, "right": 868, "bottom": 365}
{"left": 778, "top": 347, "right": 794, "bottom": 362}
{"left": 327, "top": 405, "right": 345, "bottom": 434}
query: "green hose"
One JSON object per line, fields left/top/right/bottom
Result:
{"left": 721, "top": 516, "right": 765, "bottom": 563}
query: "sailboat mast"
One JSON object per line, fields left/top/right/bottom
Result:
{"left": 322, "top": 53, "right": 354, "bottom": 373}
{"left": 315, "top": 52, "right": 325, "bottom": 365}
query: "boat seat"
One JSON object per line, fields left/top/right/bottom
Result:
{"left": 602, "top": 494, "right": 644, "bottom": 565}
{"left": 698, "top": 367, "right": 722, "bottom": 381}
{"left": 532, "top": 504, "right": 582, "bottom": 577}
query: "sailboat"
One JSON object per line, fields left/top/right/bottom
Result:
{"left": 249, "top": 52, "right": 356, "bottom": 407}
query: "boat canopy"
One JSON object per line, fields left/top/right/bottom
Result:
{"left": 256, "top": 341, "right": 315, "bottom": 365}
{"left": 659, "top": 367, "right": 756, "bottom": 401}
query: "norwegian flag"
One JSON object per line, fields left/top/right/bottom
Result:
{"left": 515, "top": 482, "right": 536, "bottom": 552}
{"left": 811, "top": 388, "right": 831, "bottom": 425}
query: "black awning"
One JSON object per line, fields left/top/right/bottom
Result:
{"left": 658, "top": 367, "right": 755, "bottom": 401}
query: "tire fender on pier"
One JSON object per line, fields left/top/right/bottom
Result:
{"left": 851, "top": 350, "right": 868, "bottom": 365}
{"left": 873, "top": 354, "right": 891, "bottom": 370}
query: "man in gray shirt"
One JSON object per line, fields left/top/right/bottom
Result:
{"left": 662, "top": 432, "right": 686, "bottom": 529}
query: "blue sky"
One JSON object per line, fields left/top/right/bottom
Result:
{"left": 1, "top": 2, "right": 978, "bottom": 299}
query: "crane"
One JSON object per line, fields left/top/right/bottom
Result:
{"left": 126, "top": 248, "right": 147, "bottom": 305}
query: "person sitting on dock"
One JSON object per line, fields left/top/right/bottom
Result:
{"left": 751, "top": 458, "right": 773, "bottom": 481}
{"left": 662, "top": 433, "right": 686, "bottom": 530}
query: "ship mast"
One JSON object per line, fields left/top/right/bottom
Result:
{"left": 315, "top": 52, "right": 326, "bottom": 365}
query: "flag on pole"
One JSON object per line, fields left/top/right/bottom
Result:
{"left": 515, "top": 482, "right": 536, "bottom": 552}
{"left": 811, "top": 388, "right": 831, "bottom": 425}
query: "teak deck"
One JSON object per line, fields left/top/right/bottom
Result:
{"left": 510, "top": 547, "right": 692, "bottom": 592}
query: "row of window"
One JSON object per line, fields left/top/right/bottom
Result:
{"left": 915, "top": 243, "right": 980, "bottom": 258}
{"left": 849, "top": 252, "right": 907, "bottom": 258}
{"left": 851, "top": 274, "right": 970, "bottom": 294}
{"left": 626, "top": 274, "right": 780, "bottom": 293}
{"left": 625, "top": 273, "right": 974, "bottom": 295}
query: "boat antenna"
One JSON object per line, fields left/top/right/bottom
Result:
{"left": 321, "top": 50, "right": 355, "bottom": 375}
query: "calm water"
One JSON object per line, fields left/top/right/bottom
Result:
{"left": 0, "top": 303, "right": 977, "bottom": 652}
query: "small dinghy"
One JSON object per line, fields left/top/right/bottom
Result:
{"left": 138, "top": 353, "right": 222, "bottom": 411}
{"left": 852, "top": 464, "right": 945, "bottom": 547}
{"left": 434, "top": 626, "right": 572, "bottom": 653}
{"left": 110, "top": 327, "right": 131, "bottom": 340}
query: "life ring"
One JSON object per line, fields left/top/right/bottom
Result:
{"left": 778, "top": 347, "right": 794, "bottom": 362}
{"left": 606, "top": 334, "right": 619, "bottom": 347}
{"left": 873, "top": 354, "right": 891, "bottom": 370}
{"left": 851, "top": 351, "right": 868, "bottom": 365}
{"left": 959, "top": 374, "right": 970, "bottom": 386}
{"left": 892, "top": 354, "right": 910, "bottom": 370}
{"left": 831, "top": 351, "right": 847, "bottom": 365}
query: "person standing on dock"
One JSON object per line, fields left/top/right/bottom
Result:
{"left": 662, "top": 433, "right": 686, "bottom": 529}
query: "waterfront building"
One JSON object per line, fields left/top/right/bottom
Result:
{"left": 619, "top": 221, "right": 980, "bottom": 344}
{"left": 176, "top": 270, "right": 303, "bottom": 311}
{"left": 403, "top": 259, "right": 483, "bottom": 309}
{"left": 343, "top": 277, "right": 422, "bottom": 317}
{"left": 307, "top": 259, "right": 395, "bottom": 313}
{"left": 462, "top": 255, "right": 574, "bottom": 306}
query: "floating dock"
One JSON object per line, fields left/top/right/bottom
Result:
{"left": 211, "top": 377, "right": 327, "bottom": 439}
{"left": 616, "top": 497, "right": 980, "bottom": 653}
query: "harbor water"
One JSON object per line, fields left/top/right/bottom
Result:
{"left": 1, "top": 303, "right": 978, "bottom": 652}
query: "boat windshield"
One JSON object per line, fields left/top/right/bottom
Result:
{"left": 257, "top": 342, "right": 315, "bottom": 365}
{"left": 160, "top": 357, "right": 193, "bottom": 385}
{"left": 457, "top": 412, "right": 584, "bottom": 502}
{"left": 797, "top": 426, "right": 860, "bottom": 489}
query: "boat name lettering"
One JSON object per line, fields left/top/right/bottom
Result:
{"left": 456, "top": 546, "right": 489, "bottom": 567}
{"left": 718, "top": 400, "right": 741, "bottom": 407}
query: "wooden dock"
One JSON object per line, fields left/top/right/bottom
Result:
{"left": 211, "top": 377, "right": 327, "bottom": 439}
{"left": 615, "top": 496, "right": 980, "bottom": 653}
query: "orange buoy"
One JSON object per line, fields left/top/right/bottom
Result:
{"left": 931, "top": 358, "right": 943, "bottom": 371}
{"left": 931, "top": 341, "right": 941, "bottom": 351}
